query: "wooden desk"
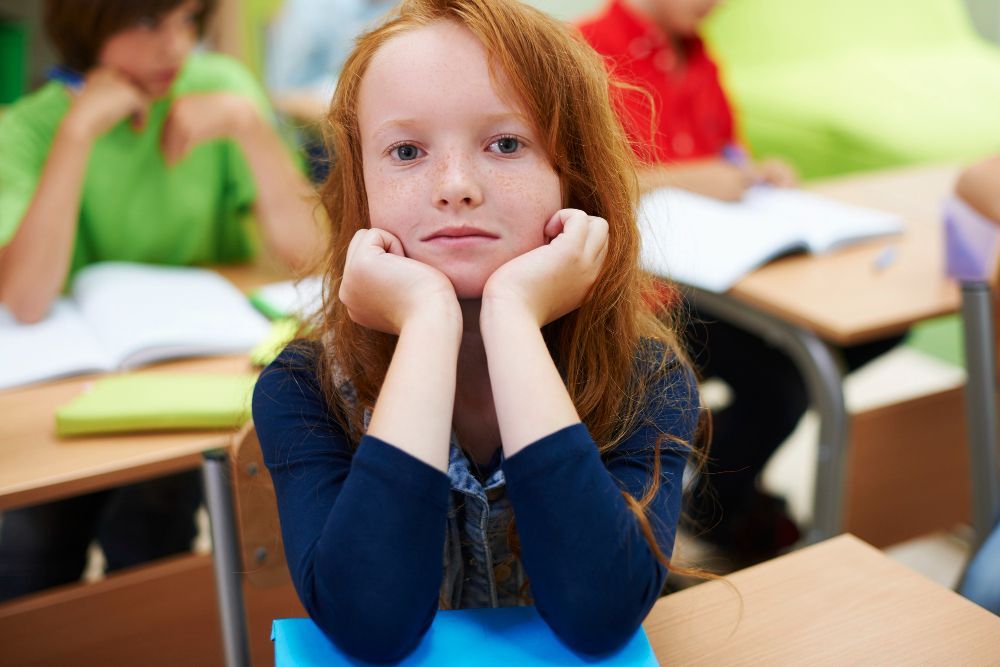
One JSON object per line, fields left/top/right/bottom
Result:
{"left": 0, "top": 355, "right": 249, "bottom": 510}
{"left": 645, "top": 534, "right": 1000, "bottom": 663}
{"left": 687, "top": 164, "right": 963, "bottom": 543}
{"left": 734, "top": 164, "right": 960, "bottom": 346}
{"left": 0, "top": 261, "right": 288, "bottom": 667}
{"left": 0, "top": 262, "right": 285, "bottom": 510}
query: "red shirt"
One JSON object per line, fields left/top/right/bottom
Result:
{"left": 577, "top": 0, "right": 735, "bottom": 164}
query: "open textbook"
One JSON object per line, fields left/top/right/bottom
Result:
{"left": 638, "top": 186, "right": 905, "bottom": 293}
{"left": 0, "top": 262, "right": 270, "bottom": 391}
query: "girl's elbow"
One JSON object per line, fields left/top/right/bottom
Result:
{"left": 548, "top": 612, "right": 643, "bottom": 656}
{"left": 310, "top": 601, "right": 432, "bottom": 663}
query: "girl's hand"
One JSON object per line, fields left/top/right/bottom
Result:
{"left": 339, "top": 228, "right": 460, "bottom": 334}
{"left": 161, "top": 93, "right": 258, "bottom": 165}
{"left": 63, "top": 68, "right": 150, "bottom": 139}
{"left": 482, "top": 209, "right": 608, "bottom": 327}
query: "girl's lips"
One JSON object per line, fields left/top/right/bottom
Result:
{"left": 422, "top": 226, "right": 499, "bottom": 243}
{"left": 423, "top": 233, "right": 498, "bottom": 248}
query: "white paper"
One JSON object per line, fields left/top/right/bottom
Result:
{"left": 0, "top": 301, "right": 112, "bottom": 390}
{"left": 251, "top": 276, "right": 324, "bottom": 320}
{"left": 639, "top": 186, "right": 903, "bottom": 293}
{"left": 0, "top": 262, "right": 271, "bottom": 390}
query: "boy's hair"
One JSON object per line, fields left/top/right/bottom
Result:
{"left": 311, "top": 0, "right": 703, "bottom": 573}
{"left": 44, "top": 0, "right": 216, "bottom": 72}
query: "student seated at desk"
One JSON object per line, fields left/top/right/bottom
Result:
{"left": 265, "top": 0, "right": 396, "bottom": 125}
{"left": 252, "top": 0, "right": 702, "bottom": 660}
{"left": 0, "top": 0, "right": 321, "bottom": 600}
{"left": 578, "top": 0, "right": 900, "bottom": 565}
{"left": 264, "top": 0, "right": 396, "bottom": 181}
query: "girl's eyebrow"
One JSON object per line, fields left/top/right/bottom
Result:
{"left": 371, "top": 118, "right": 421, "bottom": 144}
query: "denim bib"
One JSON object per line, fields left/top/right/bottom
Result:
{"left": 439, "top": 439, "right": 532, "bottom": 609}
{"left": 356, "top": 396, "right": 531, "bottom": 610}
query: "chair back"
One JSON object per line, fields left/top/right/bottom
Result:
{"left": 231, "top": 424, "right": 291, "bottom": 589}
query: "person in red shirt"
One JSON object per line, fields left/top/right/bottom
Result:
{"left": 579, "top": 0, "right": 868, "bottom": 568}
{"left": 578, "top": 0, "right": 795, "bottom": 201}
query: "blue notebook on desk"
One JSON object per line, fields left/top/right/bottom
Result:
{"left": 272, "top": 606, "right": 659, "bottom": 666}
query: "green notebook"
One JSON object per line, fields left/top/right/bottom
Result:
{"left": 56, "top": 373, "right": 257, "bottom": 437}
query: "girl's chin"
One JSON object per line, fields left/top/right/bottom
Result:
{"left": 447, "top": 276, "right": 488, "bottom": 301}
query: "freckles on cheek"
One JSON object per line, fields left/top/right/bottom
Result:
{"left": 368, "top": 172, "right": 421, "bottom": 231}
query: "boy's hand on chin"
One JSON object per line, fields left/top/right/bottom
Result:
{"left": 161, "top": 93, "right": 257, "bottom": 165}
{"left": 340, "top": 228, "right": 459, "bottom": 335}
{"left": 65, "top": 68, "right": 150, "bottom": 138}
{"left": 483, "top": 209, "right": 608, "bottom": 327}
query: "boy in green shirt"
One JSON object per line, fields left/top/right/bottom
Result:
{"left": 0, "top": 0, "right": 320, "bottom": 323}
{"left": 0, "top": 0, "right": 321, "bottom": 599}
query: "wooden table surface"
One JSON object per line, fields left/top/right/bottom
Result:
{"left": 730, "top": 164, "right": 962, "bottom": 346}
{"left": 0, "top": 262, "right": 291, "bottom": 511}
{"left": 645, "top": 534, "right": 1000, "bottom": 664}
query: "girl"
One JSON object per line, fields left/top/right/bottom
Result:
{"left": 253, "top": 0, "right": 702, "bottom": 661}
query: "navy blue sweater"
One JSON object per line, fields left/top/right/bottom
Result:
{"left": 252, "top": 345, "right": 699, "bottom": 662}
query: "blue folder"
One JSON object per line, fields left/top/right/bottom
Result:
{"left": 272, "top": 606, "right": 660, "bottom": 666}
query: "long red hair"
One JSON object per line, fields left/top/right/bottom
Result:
{"left": 306, "top": 0, "right": 703, "bottom": 573}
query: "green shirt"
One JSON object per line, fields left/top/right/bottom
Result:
{"left": 0, "top": 52, "right": 270, "bottom": 278}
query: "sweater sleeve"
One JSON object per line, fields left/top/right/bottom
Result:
{"left": 252, "top": 346, "right": 451, "bottom": 663}
{"left": 501, "top": 357, "right": 700, "bottom": 655}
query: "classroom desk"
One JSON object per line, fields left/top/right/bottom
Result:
{"left": 0, "top": 261, "right": 289, "bottom": 667}
{"left": 686, "top": 164, "right": 962, "bottom": 544}
{"left": 645, "top": 533, "right": 1000, "bottom": 663}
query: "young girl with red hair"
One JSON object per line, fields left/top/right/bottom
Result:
{"left": 253, "top": 0, "right": 702, "bottom": 660}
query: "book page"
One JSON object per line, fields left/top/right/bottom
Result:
{"left": 0, "top": 300, "right": 114, "bottom": 390}
{"left": 639, "top": 188, "right": 805, "bottom": 293}
{"left": 639, "top": 187, "right": 904, "bottom": 293}
{"left": 742, "top": 187, "right": 903, "bottom": 253}
{"left": 71, "top": 262, "right": 272, "bottom": 369}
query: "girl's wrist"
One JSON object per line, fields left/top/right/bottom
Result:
{"left": 479, "top": 296, "right": 538, "bottom": 340}
{"left": 400, "top": 297, "right": 463, "bottom": 345}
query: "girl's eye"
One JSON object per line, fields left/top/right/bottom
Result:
{"left": 391, "top": 144, "right": 422, "bottom": 161}
{"left": 490, "top": 136, "right": 521, "bottom": 155}
{"left": 135, "top": 15, "right": 159, "bottom": 30}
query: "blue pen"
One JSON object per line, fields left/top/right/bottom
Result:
{"left": 721, "top": 142, "right": 748, "bottom": 168}
{"left": 48, "top": 65, "right": 84, "bottom": 91}
{"left": 872, "top": 244, "right": 898, "bottom": 272}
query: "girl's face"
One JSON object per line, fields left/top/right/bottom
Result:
{"left": 358, "top": 20, "right": 562, "bottom": 300}
{"left": 97, "top": 0, "right": 201, "bottom": 97}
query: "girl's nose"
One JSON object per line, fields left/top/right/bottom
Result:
{"left": 433, "top": 152, "right": 484, "bottom": 209}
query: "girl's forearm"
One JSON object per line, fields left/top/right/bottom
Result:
{"left": 232, "top": 111, "right": 324, "bottom": 272}
{"left": 366, "top": 306, "right": 462, "bottom": 472}
{"left": 0, "top": 119, "right": 95, "bottom": 322}
{"left": 479, "top": 301, "right": 580, "bottom": 458}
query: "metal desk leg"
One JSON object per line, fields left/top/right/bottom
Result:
{"left": 202, "top": 450, "right": 250, "bottom": 667}
{"left": 690, "top": 289, "right": 849, "bottom": 544}
{"left": 959, "top": 283, "right": 1000, "bottom": 549}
